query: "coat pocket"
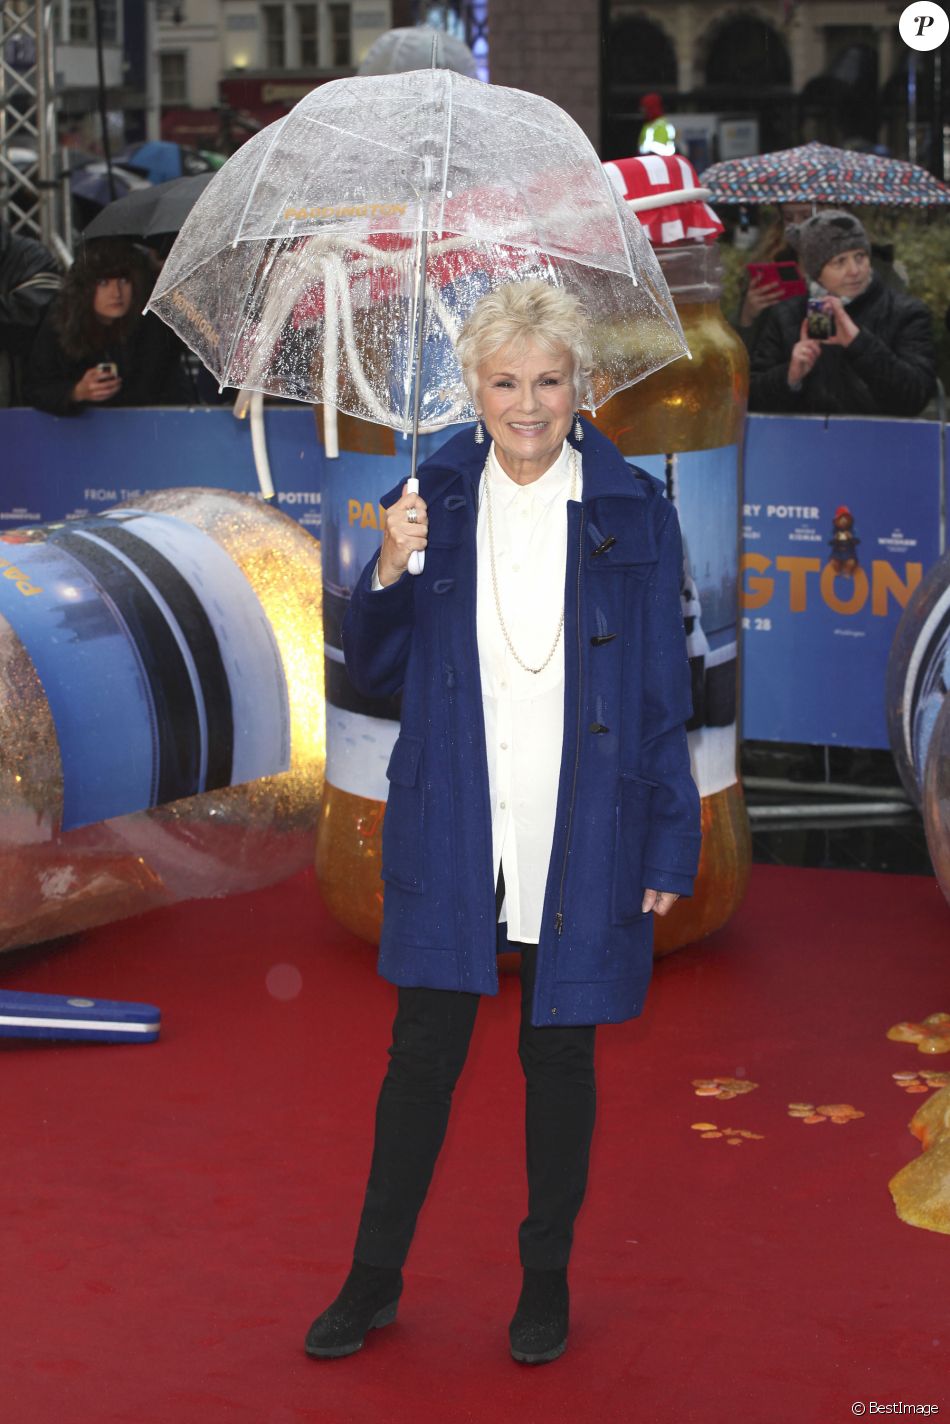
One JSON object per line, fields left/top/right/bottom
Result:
{"left": 611, "top": 771, "right": 656, "bottom": 924}
{"left": 381, "top": 734, "right": 425, "bottom": 893}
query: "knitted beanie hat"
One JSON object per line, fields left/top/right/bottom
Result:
{"left": 784, "top": 210, "right": 870, "bottom": 281}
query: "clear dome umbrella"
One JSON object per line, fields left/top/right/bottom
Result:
{"left": 356, "top": 25, "right": 478, "bottom": 78}
{"left": 147, "top": 69, "right": 689, "bottom": 566}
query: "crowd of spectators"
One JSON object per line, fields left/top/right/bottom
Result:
{"left": 1, "top": 187, "right": 944, "bottom": 424}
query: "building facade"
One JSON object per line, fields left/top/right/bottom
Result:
{"left": 40, "top": 1, "right": 942, "bottom": 166}
{"left": 602, "top": 1, "right": 930, "bottom": 163}
{"left": 145, "top": 0, "right": 404, "bottom": 149}
{"left": 486, "top": 0, "right": 938, "bottom": 168}
{"left": 51, "top": 0, "right": 124, "bottom": 148}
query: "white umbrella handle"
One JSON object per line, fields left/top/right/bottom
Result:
{"left": 406, "top": 475, "right": 424, "bottom": 576}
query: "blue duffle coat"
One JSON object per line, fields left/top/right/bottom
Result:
{"left": 342, "top": 417, "right": 702, "bottom": 1027}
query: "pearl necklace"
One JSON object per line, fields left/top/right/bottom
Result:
{"left": 483, "top": 446, "right": 579, "bottom": 675}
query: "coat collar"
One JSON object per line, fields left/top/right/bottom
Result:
{"left": 414, "top": 414, "right": 644, "bottom": 509}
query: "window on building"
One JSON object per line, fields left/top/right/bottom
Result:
{"left": 297, "top": 4, "right": 318, "bottom": 66}
{"left": 329, "top": 4, "right": 351, "bottom": 67}
{"left": 159, "top": 51, "right": 188, "bottom": 105}
{"left": 68, "top": 1, "right": 92, "bottom": 42}
{"left": 98, "top": 0, "right": 118, "bottom": 42}
{"left": 65, "top": 0, "right": 118, "bottom": 43}
{"left": 262, "top": 4, "right": 287, "bottom": 68}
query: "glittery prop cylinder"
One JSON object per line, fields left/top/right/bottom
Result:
{"left": 0, "top": 489, "right": 324, "bottom": 954}
{"left": 886, "top": 550, "right": 950, "bottom": 807}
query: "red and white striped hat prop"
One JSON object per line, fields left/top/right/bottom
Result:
{"left": 603, "top": 154, "right": 724, "bottom": 245}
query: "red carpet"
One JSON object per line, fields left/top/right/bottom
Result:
{"left": 2, "top": 863, "right": 948, "bottom": 1424}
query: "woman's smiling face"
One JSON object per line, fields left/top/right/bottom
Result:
{"left": 476, "top": 339, "right": 575, "bottom": 484}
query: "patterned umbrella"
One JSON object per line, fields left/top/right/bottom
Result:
{"left": 700, "top": 141, "right": 950, "bottom": 208}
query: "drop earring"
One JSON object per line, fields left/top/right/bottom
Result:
{"left": 574, "top": 412, "right": 584, "bottom": 442}
{"left": 474, "top": 416, "right": 485, "bottom": 445}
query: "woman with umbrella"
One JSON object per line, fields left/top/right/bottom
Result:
{"left": 306, "top": 279, "right": 701, "bottom": 1365}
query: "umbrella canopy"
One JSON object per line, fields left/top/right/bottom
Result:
{"left": 119, "top": 141, "right": 216, "bottom": 184}
{"left": 82, "top": 174, "right": 215, "bottom": 240}
{"left": 69, "top": 162, "right": 154, "bottom": 229}
{"left": 69, "top": 161, "right": 152, "bottom": 208}
{"left": 357, "top": 25, "right": 477, "bottom": 77}
{"left": 147, "top": 70, "right": 687, "bottom": 432}
{"left": 701, "top": 141, "right": 950, "bottom": 207}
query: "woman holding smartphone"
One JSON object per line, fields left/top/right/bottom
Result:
{"left": 748, "top": 210, "right": 936, "bottom": 418}
{"left": 25, "top": 239, "right": 188, "bottom": 416}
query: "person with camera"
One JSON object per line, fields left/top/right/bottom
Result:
{"left": 748, "top": 210, "right": 935, "bottom": 417}
{"left": 24, "top": 238, "right": 188, "bottom": 416}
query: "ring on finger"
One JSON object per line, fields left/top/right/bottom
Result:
{"left": 406, "top": 506, "right": 418, "bottom": 524}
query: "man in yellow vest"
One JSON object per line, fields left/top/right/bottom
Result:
{"left": 637, "top": 92, "right": 676, "bottom": 157}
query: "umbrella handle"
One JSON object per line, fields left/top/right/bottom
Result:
{"left": 406, "top": 476, "right": 424, "bottom": 576}
{"left": 249, "top": 390, "right": 276, "bottom": 499}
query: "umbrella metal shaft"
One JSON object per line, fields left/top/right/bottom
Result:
{"left": 409, "top": 221, "right": 429, "bottom": 483}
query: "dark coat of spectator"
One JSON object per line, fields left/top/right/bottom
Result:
{"left": 748, "top": 277, "right": 936, "bottom": 417}
{"left": 0, "top": 221, "right": 62, "bottom": 404}
{"left": 23, "top": 238, "right": 188, "bottom": 415}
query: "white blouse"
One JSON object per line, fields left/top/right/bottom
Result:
{"left": 476, "top": 440, "right": 581, "bottom": 943}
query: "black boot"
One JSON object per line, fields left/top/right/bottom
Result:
{"left": 508, "top": 1266, "right": 569, "bottom": 1364}
{"left": 305, "top": 1261, "right": 403, "bottom": 1359}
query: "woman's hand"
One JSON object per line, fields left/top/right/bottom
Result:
{"left": 739, "top": 277, "right": 785, "bottom": 326}
{"left": 818, "top": 296, "right": 860, "bottom": 348}
{"left": 788, "top": 324, "right": 822, "bottom": 386}
{"left": 641, "top": 888, "right": 679, "bottom": 917}
{"left": 377, "top": 483, "right": 429, "bottom": 587}
{"left": 72, "top": 366, "right": 122, "bottom": 404}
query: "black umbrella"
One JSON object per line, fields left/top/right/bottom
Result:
{"left": 82, "top": 173, "right": 215, "bottom": 239}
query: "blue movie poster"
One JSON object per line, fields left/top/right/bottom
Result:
{"left": 741, "top": 415, "right": 943, "bottom": 748}
{"left": 626, "top": 445, "right": 739, "bottom": 798}
{"left": 320, "top": 431, "right": 453, "bottom": 803}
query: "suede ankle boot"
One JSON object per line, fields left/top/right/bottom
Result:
{"left": 305, "top": 1261, "right": 403, "bottom": 1358}
{"left": 508, "top": 1266, "right": 569, "bottom": 1364}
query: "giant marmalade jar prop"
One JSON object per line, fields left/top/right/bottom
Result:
{"left": 596, "top": 242, "right": 751, "bottom": 954}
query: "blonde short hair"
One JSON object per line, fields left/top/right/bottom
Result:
{"left": 456, "top": 280, "right": 593, "bottom": 406}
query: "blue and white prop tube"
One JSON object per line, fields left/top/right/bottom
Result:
{"left": 0, "top": 488, "right": 325, "bottom": 956}
{"left": 0, "top": 990, "right": 160, "bottom": 1043}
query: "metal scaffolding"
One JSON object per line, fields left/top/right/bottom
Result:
{"left": 1, "top": 1, "right": 70, "bottom": 263}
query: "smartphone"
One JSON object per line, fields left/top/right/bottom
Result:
{"left": 746, "top": 260, "right": 807, "bottom": 298}
{"left": 97, "top": 362, "right": 118, "bottom": 378}
{"left": 806, "top": 298, "right": 835, "bottom": 341}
